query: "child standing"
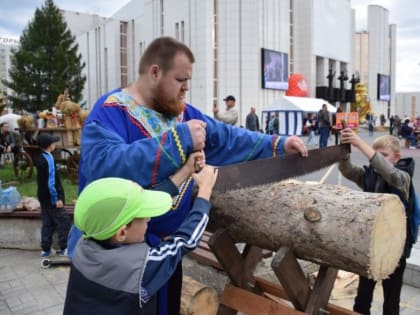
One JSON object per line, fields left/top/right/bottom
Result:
{"left": 64, "top": 154, "right": 218, "bottom": 314}
{"left": 338, "top": 128, "right": 415, "bottom": 315}
{"left": 35, "top": 134, "right": 69, "bottom": 257}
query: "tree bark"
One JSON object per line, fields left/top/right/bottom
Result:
{"left": 180, "top": 275, "right": 219, "bottom": 315}
{"left": 209, "top": 180, "right": 406, "bottom": 281}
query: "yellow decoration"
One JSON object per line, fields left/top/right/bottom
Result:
{"left": 351, "top": 83, "right": 372, "bottom": 124}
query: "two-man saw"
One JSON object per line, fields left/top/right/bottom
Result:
{"left": 213, "top": 144, "right": 350, "bottom": 192}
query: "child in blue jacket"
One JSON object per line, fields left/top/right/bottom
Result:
{"left": 64, "top": 152, "right": 217, "bottom": 314}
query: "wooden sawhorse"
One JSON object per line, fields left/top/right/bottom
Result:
{"left": 207, "top": 229, "right": 358, "bottom": 315}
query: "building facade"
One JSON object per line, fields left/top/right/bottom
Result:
{"left": 354, "top": 5, "right": 396, "bottom": 119}
{"left": 0, "top": 40, "right": 18, "bottom": 106}
{"left": 1, "top": 1, "right": 401, "bottom": 126}
{"left": 394, "top": 92, "right": 420, "bottom": 119}
{"left": 67, "top": 0, "right": 356, "bottom": 126}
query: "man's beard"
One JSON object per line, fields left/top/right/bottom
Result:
{"left": 151, "top": 82, "right": 185, "bottom": 117}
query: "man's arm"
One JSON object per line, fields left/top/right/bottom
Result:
{"left": 80, "top": 120, "right": 196, "bottom": 188}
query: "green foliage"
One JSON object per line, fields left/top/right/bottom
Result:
{"left": 0, "top": 164, "right": 78, "bottom": 204}
{"left": 3, "top": 0, "right": 86, "bottom": 113}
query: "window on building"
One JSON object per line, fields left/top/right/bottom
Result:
{"left": 120, "top": 21, "right": 128, "bottom": 87}
{"left": 181, "top": 21, "right": 185, "bottom": 42}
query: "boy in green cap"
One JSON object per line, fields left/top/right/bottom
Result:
{"left": 64, "top": 152, "right": 218, "bottom": 314}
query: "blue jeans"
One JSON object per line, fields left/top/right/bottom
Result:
{"left": 319, "top": 127, "right": 330, "bottom": 148}
{"left": 404, "top": 135, "right": 417, "bottom": 147}
{"left": 307, "top": 130, "right": 316, "bottom": 145}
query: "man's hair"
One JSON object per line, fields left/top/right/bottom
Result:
{"left": 372, "top": 135, "right": 401, "bottom": 153}
{"left": 0, "top": 122, "right": 7, "bottom": 128}
{"left": 138, "top": 37, "right": 195, "bottom": 75}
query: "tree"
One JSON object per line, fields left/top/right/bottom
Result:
{"left": 3, "top": 0, "right": 86, "bottom": 112}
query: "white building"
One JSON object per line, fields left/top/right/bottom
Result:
{"left": 0, "top": 1, "right": 400, "bottom": 127}
{"left": 394, "top": 92, "right": 420, "bottom": 119}
{"left": 67, "top": 0, "right": 356, "bottom": 126}
{"left": 354, "top": 5, "right": 396, "bottom": 118}
{"left": 0, "top": 39, "right": 19, "bottom": 105}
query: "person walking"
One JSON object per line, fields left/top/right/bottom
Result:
{"left": 318, "top": 104, "right": 331, "bottom": 148}
{"left": 306, "top": 113, "right": 317, "bottom": 146}
{"left": 245, "top": 107, "right": 260, "bottom": 131}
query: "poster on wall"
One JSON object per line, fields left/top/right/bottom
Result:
{"left": 377, "top": 73, "right": 390, "bottom": 101}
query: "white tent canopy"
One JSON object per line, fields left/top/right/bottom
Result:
{"left": 264, "top": 96, "right": 336, "bottom": 113}
{"left": 262, "top": 96, "right": 336, "bottom": 136}
{"left": 0, "top": 113, "right": 22, "bottom": 131}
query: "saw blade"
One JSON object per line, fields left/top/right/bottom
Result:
{"left": 213, "top": 144, "right": 350, "bottom": 192}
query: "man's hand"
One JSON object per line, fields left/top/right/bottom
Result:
{"left": 56, "top": 200, "right": 64, "bottom": 208}
{"left": 283, "top": 136, "right": 308, "bottom": 157}
{"left": 186, "top": 119, "right": 206, "bottom": 151}
{"left": 212, "top": 107, "right": 219, "bottom": 114}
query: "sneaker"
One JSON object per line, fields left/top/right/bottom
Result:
{"left": 41, "top": 250, "right": 51, "bottom": 257}
{"left": 56, "top": 248, "right": 67, "bottom": 256}
{"left": 409, "top": 146, "right": 416, "bottom": 150}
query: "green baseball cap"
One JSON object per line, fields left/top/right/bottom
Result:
{"left": 74, "top": 177, "right": 172, "bottom": 240}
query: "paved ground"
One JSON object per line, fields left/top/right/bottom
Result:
{"left": 1, "top": 127, "right": 420, "bottom": 314}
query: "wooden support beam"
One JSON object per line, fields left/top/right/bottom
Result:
{"left": 208, "top": 229, "right": 262, "bottom": 291}
{"left": 271, "top": 247, "right": 311, "bottom": 310}
{"left": 254, "top": 276, "right": 360, "bottom": 315}
{"left": 220, "top": 284, "right": 306, "bottom": 315}
{"left": 305, "top": 265, "right": 339, "bottom": 315}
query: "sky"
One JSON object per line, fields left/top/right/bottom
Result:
{"left": 1, "top": 0, "right": 419, "bottom": 92}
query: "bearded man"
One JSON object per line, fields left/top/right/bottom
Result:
{"left": 67, "top": 36, "right": 308, "bottom": 315}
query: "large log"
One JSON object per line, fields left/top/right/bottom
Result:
{"left": 209, "top": 180, "right": 406, "bottom": 281}
{"left": 180, "top": 275, "right": 219, "bottom": 315}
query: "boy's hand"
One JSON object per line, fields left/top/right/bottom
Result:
{"left": 56, "top": 200, "right": 64, "bottom": 208}
{"left": 192, "top": 165, "right": 218, "bottom": 201}
{"left": 340, "top": 128, "right": 361, "bottom": 147}
{"left": 340, "top": 128, "right": 375, "bottom": 160}
{"left": 170, "top": 151, "right": 205, "bottom": 187}
{"left": 186, "top": 150, "right": 205, "bottom": 174}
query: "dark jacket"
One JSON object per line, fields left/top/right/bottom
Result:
{"left": 401, "top": 123, "right": 413, "bottom": 138}
{"left": 318, "top": 109, "right": 330, "bottom": 128}
{"left": 362, "top": 157, "right": 415, "bottom": 257}
{"left": 0, "top": 131, "right": 16, "bottom": 151}
{"left": 35, "top": 151, "right": 65, "bottom": 208}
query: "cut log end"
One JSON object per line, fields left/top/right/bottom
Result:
{"left": 180, "top": 276, "right": 219, "bottom": 315}
{"left": 369, "top": 195, "right": 406, "bottom": 281}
